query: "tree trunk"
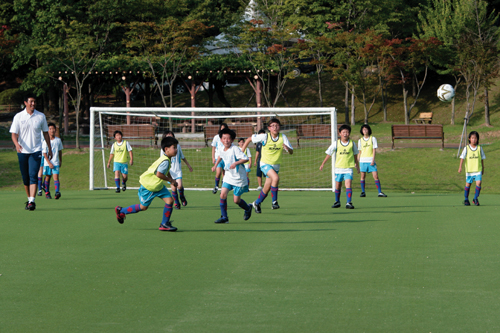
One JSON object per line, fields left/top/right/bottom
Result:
{"left": 403, "top": 86, "right": 409, "bottom": 124}
{"left": 451, "top": 98, "right": 455, "bottom": 125}
{"left": 215, "top": 80, "right": 231, "bottom": 107}
{"left": 380, "top": 77, "right": 387, "bottom": 122}
{"left": 206, "top": 80, "right": 215, "bottom": 107}
{"left": 317, "top": 69, "right": 323, "bottom": 108}
{"left": 344, "top": 83, "right": 349, "bottom": 125}
{"left": 350, "top": 89, "right": 355, "bottom": 126}
{"left": 484, "top": 86, "right": 490, "bottom": 126}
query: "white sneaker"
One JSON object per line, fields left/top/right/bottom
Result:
{"left": 257, "top": 186, "right": 263, "bottom": 191}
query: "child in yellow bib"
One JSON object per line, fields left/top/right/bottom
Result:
{"left": 114, "top": 136, "right": 180, "bottom": 231}
{"left": 241, "top": 118, "right": 293, "bottom": 213}
{"left": 320, "top": 124, "right": 360, "bottom": 209}
{"left": 107, "top": 130, "right": 133, "bottom": 193}
{"left": 458, "top": 131, "right": 485, "bottom": 206}
{"left": 357, "top": 124, "right": 387, "bottom": 198}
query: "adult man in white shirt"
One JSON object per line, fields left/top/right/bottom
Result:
{"left": 10, "top": 95, "right": 53, "bottom": 211}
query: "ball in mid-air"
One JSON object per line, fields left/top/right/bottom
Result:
{"left": 437, "top": 84, "right": 455, "bottom": 102}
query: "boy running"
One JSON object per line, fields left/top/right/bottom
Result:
{"left": 458, "top": 131, "right": 485, "bottom": 206}
{"left": 241, "top": 118, "right": 293, "bottom": 213}
{"left": 357, "top": 124, "right": 387, "bottom": 197}
{"left": 115, "top": 136, "right": 179, "bottom": 231}
{"left": 319, "top": 124, "right": 360, "bottom": 209}
{"left": 211, "top": 128, "right": 253, "bottom": 223}
{"left": 42, "top": 123, "right": 64, "bottom": 199}
{"left": 107, "top": 130, "right": 133, "bottom": 193}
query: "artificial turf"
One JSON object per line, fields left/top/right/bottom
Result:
{"left": 1, "top": 190, "right": 500, "bottom": 332}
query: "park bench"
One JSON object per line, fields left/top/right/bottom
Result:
{"left": 391, "top": 124, "right": 444, "bottom": 150}
{"left": 413, "top": 112, "right": 433, "bottom": 124}
{"left": 106, "top": 124, "right": 157, "bottom": 146}
{"left": 204, "top": 124, "right": 255, "bottom": 146}
{"left": 296, "top": 124, "right": 343, "bottom": 147}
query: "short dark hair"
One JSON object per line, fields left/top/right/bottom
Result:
{"left": 360, "top": 124, "right": 372, "bottom": 136}
{"left": 268, "top": 118, "right": 281, "bottom": 126}
{"left": 219, "top": 127, "right": 236, "bottom": 140}
{"left": 468, "top": 131, "right": 480, "bottom": 144}
{"left": 161, "top": 136, "right": 178, "bottom": 151}
{"left": 339, "top": 124, "right": 351, "bottom": 134}
{"left": 258, "top": 129, "right": 266, "bottom": 134}
{"left": 162, "top": 130, "right": 175, "bottom": 139}
{"left": 113, "top": 130, "right": 123, "bottom": 138}
{"left": 24, "top": 94, "right": 36, "bottom": 102}
{"left": 238, "top": 137, "right": 245, "bottom": 143}
{"left": 48, "top": 122, "right": 56, "bottom": 129}
{"left": 219, "top": 123, "right": 229, "bottom": 131}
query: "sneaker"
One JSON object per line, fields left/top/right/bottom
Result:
{"left": 257, "top": 186, "right": 263, "bottom": 191}
{"left": 212, "top": 186, "right": 218, "bottom": 194}
{"left": 271, "top": 201, "right": 280, "bottom": 210}
{"left": 115, "top": 188, "right": 120, "bottom": 193}
{"left": 115, "top": 206, "right": 125, "bottom": 224}
{"left": 346, "top": 202, "right": 354, "bottom": 209}
{"left": 37, "top": 190, "right": 43, "bottom": 196}
{"left": 55, "top": 192, "right": 61, "bottom": 200}
{"left": 464, "top": 199, "right": 471, "bottom": 206}
{"left": 332, "top": 201, "right": 341, "bottom": 208}
{"left": 122, "top": 184, "right": 127, "bottom": 192}
{"left": 28, "top": 202, "right": 36, "bottom": 211}
{"left": 174, "top": 203, "right": 181, "bottom": 210}
{"left": 159, "top": 222, "right": 177, "bottom": 231}
{"left": 25, "top": 201, "right": 30, "bottom": 210}
{"left": 360, "top": 192, "right": 366, "bottom": 197}
{"left": 45, "top": 192, "right": 52, "bottom": 199}
{"left": 244, "top": 206, "right": 252, "bottom": 220}
{"left": 473, "top": 198, "right": 480, "bottom": 206}
{"left": 214, "top": 216, "right": 229, "bottom": 224}
{"left": 180, "top": 195, "right": 187, "bottom": 207}
{"left": 252, "top": 201, "right": 262, "bottom": 214}
{"left": 378, "top": 192, "right": 387, "bottom": 197}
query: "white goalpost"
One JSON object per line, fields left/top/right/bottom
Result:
{"left": 89, "top": 107, "right": 337, "bottom": 191}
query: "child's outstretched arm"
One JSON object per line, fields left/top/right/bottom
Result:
{"left": 319, "top": 155, "right": 331, "bottom": 171}
{"left": 254, "top": 151, "right": 260, "bottom": 165}
{"left": 230, "top": 158, "right": 248, "bottom": 170}
{"left": 284, "top": 144, "right": 293, "bottom": 155}
{"left": 241, "top": 137, "right": 253, "bottom": 153}
{"left": 182, "top": 157, "right": 193, "bottom": 172}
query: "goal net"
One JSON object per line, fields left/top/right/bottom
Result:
{"left": 89, "top": 107, "right": 337, "bottom": 191}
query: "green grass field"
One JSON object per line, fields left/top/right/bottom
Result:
{"left": 2, "top": 190, "right": 500, "bottom": 332}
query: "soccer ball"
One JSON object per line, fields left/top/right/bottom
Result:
{"left": 437, "top": 84, "right": 455, "bottom": 102}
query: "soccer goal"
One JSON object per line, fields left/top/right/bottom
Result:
{"left": 89, "top": 107, "right": 337, "bottom": 191}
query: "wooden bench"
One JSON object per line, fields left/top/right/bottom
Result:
{"left": 107, "top": 124, "right": 157, "bottom": 146}
{"left": 391, "top": 124, "right": 444, "bottom": 149}
{"left": 413, "top": 112, "right": 433, "bottom": 124}
{"left": 296, "top": 124, "right": 343, "bottom": 147}
{"left": 204, "top": 124, "right": 255, "bottom": 146}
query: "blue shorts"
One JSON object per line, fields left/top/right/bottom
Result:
{"left": 137, "top": 185, "right": 172, "bottom": 207}
{"left": 245, "top": 166, "right": 251, "bottom": 173}
{"left": 360, "top": 162, "right": 378, "bottom": 173}
{"left": 217, "top": 159, "right": 225, "bottom": 169}
{"left": 260, "top": 164, "right": 280, "bottom": 178}
{"left": 466, "top": 174, "right": 482, "bottom": 183}
{"left": 113, "top": 162, "right": 129, "bottom": 174}
{"left": 40, "top": 158, "right": 44, "bottom": 168}
{"left": 222, "top": 182, "right": 249, "bottom": 197}
{"left": 335, "top": 173, "right": 353, "bottom": 182}
{"left": 43, "top": 166, "right": 60, "bottom": 176}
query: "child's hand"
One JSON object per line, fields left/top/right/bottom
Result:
{"left": 107, "top": 163, "right": 110, "bottom": 169}
{"left": 188, "top": 166, "right": 193, "bottom": 172}
{"left": 171, "top": 180, "right": 178, "bottom": 188}
{"left": 319, "top": 164, "right": 324, "bottom": 171}
{"left": 49, "top": 162, "right": 54, "bottom": 169}
{"left": 211, "top": 166, "right": 216, "bottom": 172}
{"left": 130, "top": 160, "right": 133, "bottom": 166}
{"left": 230, "top": 162, "right": 237, "bottom": 169}
{"left": 458, "top": 166, "right": 462, "bottom": 173}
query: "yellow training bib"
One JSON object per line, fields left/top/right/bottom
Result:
{"left": 359, "top": 136, "right": 374, "bottom": 159}
{"left": 139, "top": 155, "right": 171, "bottom": 192}
{"left": 465, "top": 145, "right": 482, "bottom": 173}
{"left": 113, "top": 140, "right": 129, "bottom": 163}
{"left": 335, "top": 140, "right": 355, "bottom": 168}
{"left": 261, "top": 133, "right": 284, "bottom": 165}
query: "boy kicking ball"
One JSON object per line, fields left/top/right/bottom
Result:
{"left": 211, "top": 128, "right": 252, "bottom": 224}
{"left": 115, "top": 137, "right": 179, "bottom": 231}
{"left": 319, "top": 124, "right": 360, "bottom": 209}
{"left": 458, "top": 131, "right": 485, "bottom": 206}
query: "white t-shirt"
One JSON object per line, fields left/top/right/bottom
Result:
{"left": 42, "top": 137, "right": 64, "bottom": 166}
{"left": 110, "top": 141, "right": 132, "bottom": 154}
{"left": 162, "top": 144, "right": 184, "bottom": 177}
{"left": 211, "top": 135, "right": 225, "bottom": 159}
{"left": 220, "top": 145, "right": 249, "bottom": 187}
{"left": 357, "top": 136, "right": 378, "bottom": 163}
{"left": 460, "top": 145, "right": 486, "bottom": 177}
{"left": 9, "top": 109, "right": 49, "bottom": 153}
{"left": 326, "top": 140, "right": 359, "bottom": 174}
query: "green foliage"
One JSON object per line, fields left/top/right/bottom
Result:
{"left": 0, "top": 87, "right": 23, "bottom": 105}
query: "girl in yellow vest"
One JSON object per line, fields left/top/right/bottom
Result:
{"left": 458, "top": 131, "right": 485, "bottom": 206}
{"left": 114, "top": 136, "right": 179, "bottom": 231}
{"left": 241, "top": 118, "right": 294, "bottom": 213}
{"left": 107, "top": 130, "right": 133, "bottom": 193}
{"left": 357, "top": 124, "right": 387, "bottom": 198}
{"left": 319, "top": 124, "right": 360, "bottom": 209}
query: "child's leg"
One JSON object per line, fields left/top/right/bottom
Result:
{"left": 234, "top": 195, "right": 250, "bottom": 210}
{"left": 171, "top": 183, "right": 181, "bottom": 208}
{"left": 120, "top": 203, "right": 145, "bottom": 215}
{"left": 219, "top": 187, "right": 229, "bottom": 218}
{"left": 473, "top": 180, "right": 482, "bottom": 200}
{"left": 114, "top": 170, "right": 121, "bottom": 189}
{"left": 246, "top": 172, "right": 250, "bottom": 187}
{"left": 265, "top": 169, "right": 279, "bottom": 203}
{"left": 159, "top": 197, "right": 176, "bottom": 229}
{"left": 335, "top": 181, "right": 342, "bottom": 202}
{"left": 257, "top": 176, "right": 262, "bottom": 188}
{"left": 44, "top": 175, "right": 51, "bottom": 193}
{"left": 215, "top": 167, "right": 222, "bottom": 188}
{"left": 53, "top": 174, "right": 60, "bottom": 193}
{"left": 345, "top": 179, "right": 353, "bottom": 203}
{"left": 38, "top": 167, "right": 44, "bottom": 192}
{"left": 360, "top": 172, "right": 366, "bottom": 193}
{"left": 464, "top": 182, "right": 472, "bottom": 200}
{"left": 255, "top": 174, "right": 275, "bottom": 204}
{"left": 122, "top": 172, "right": 128, "bottom": 188}
{"left": 372, "top": 171, "right": 383, "bottom": 194}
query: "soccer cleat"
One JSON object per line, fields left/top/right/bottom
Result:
{"left": 115, "top": 188, "right": 120, "bottom": 193}
{"left": 180, "top": 195, "right": 187, "bottom": 207}
{"left": 271, "top": 201, "right": 280, "bottom": 210}
{"left": 159, "top": 222, "right": 177, "bottom": 231}
{"left": 346, "top": 202, "right": 354, "bottom": 209}
{"left": 37, "top": 190, "right": 43, "bottom": 196}
{"left": 122, "top": 184, "right": 126, "bottom": 192}
{"left": 25, "top": 201, "right": 30, "bottom": 210}
{"left": 28, "top": 202, "right": 36, "bottom": 211}
{"left": 115, "top": 206, "right": 125, "bottom": 224}
{"left": 214, "top": 216, "right": 229, "bottom": 224}
{"left": 174, "top": 203, "right": 181, "bottom": 210}
{"left": 360, "top": 192, "right": 366, "bottom": 197}
{"left": 45, "top": 192, "right": 52, "bottom": 199}
{"left": 55, "top": 192, "right": 61, "bottom": 200}
{"left": 252, "top": 201, "right": 262, "bottom": 214}
{"left": 464, "top": 199, "right": 471, "bottom": 206}
{"left": 473, "top": 198, "right": 480, "bottom": 206}
{"left": 332, "top": 201, "right": 341, "bottom": 208}
{"left": 244, "top": 206, "right": 252, "bottom": 221}
{"left": 378, "top": 192, "right": 387, "bottom": 197}
{"left": 212, "top": 186, "right": 218, "bottom": 194}
{"left": 257, "top": 186, "right": 263, "bottom": 191}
